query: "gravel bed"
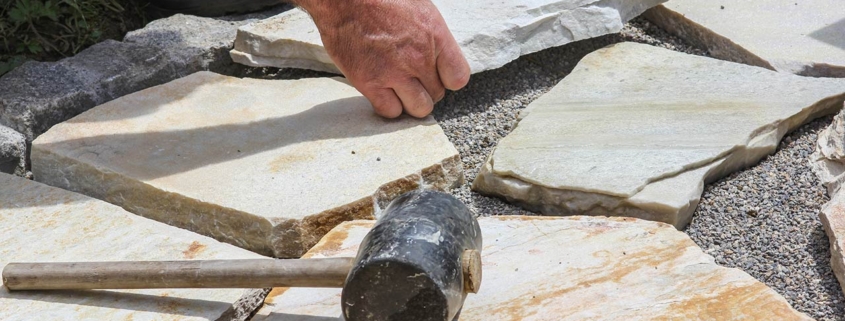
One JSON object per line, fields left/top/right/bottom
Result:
{"left": 687, "top": 116, "right": 845, "bottom": 320}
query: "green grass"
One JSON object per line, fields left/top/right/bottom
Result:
{"left": 0, "top": 0, "right": 150, "bottom": 76}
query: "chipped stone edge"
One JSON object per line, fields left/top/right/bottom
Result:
{"left": 473, "top": 90, "right": 845, "bottom": 229}
{"left": 641, "top": 5, "right": 845, "bottom": 78}
{"left": 274, "top": 154, "right": 465, "bottom": 257}
{"left": 33, "top": 140, "right": 462, "bottom": 258}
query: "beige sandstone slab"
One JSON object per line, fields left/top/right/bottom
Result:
{"left": 472, "top": 42, "right": 845, "bottom": 228}
{"left": 31, "top": 71, "right": 462, "bottom": 258}
{"left": 0, "top": 173, "right": 269, "bottom": 321}
{"left": 230, "top": 0, "right": 665, "bottom": 74}
{"left": 643, "top": 0, "right": 845, "bottom": 77}
{"left": 251, "top": 216, "right": 810, "bottom": 320}
{"left": 810, "top": 104, "right": 845, "bottom": 295}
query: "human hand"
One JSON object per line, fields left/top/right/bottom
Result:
{"left": 294, "top": 0, "right": 470, "bottom": 118}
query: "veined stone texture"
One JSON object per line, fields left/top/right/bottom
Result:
{"left": 643, "top": 1, "right": 845, "bottom": 78}
{"left": 472, "top": 42, "right": 845, "bottom": 228}
{"left": 31, "top": 71, "right": 462, "bottom": 258}
{"left": 252, "top": 217, "right": 811, "bottom": 320}
{"left": 810, "top": 104, "right": 845, "bottom": 295}
{"left": 0, "top": 173, "right": 269, "bottom": 321}
{"left": 230, "top": 0, "right": 666, "bottom": 74}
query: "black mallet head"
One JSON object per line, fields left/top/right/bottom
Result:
{"left": 342, "top": 189, "right": 483, "bottom": 321}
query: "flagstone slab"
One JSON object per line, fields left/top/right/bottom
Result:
{"left": 472, "top": 42, "right": 845, "bottom": 228}
{"left": 643, "top": 1, "right": 845, "bottom": 78}
{"left": 0, "top": 173, "right": 269, "bottom": 321}
{"left": 230, "top": 0, "right": 666, "bottom": 74}
{"left": 251, "top": 216, "right": 811, "bottom": 320}
{"left": 31, "top": 71, "right": 462, "bottom": 258}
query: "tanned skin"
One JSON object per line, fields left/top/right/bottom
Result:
{"left": 290, "top": 0, "right": 471, "bottom": 118}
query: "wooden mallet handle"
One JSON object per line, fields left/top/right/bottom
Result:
{"left": 2, "top": 258, "right": 353, "bottom": 290}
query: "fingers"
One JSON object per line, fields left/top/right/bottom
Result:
{"left": 417, "top": 69, "right": 447, "bottom": 104}
{"left": 358, "top": 79, "right": 432, "bottom": 119}
{"left": 393, "top": 78, "right": 434, "bottom": 118}
{"left": 435, "top": 34, "right": 471, "bottom": 90}
{"left": 360, "top": 87, "right": 404, "bottom": 119}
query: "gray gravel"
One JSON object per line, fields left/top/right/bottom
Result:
{"left": 687, "top": 116, "right": 845, "bottom": 320}
{"left": 237, "top": 15, "right": 841, "bottom": 319}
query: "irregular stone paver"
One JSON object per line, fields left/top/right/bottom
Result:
{"left": 230, "top": 0, "right": 666, "bottom": 74}
{"left": 0, "top": 124, "right": 25, "bottom": 176}
{"left": 252, "top": 216, "right": 811, "bottom": 320}
{"left": 643, "top": 1, "right": 845, "bottom": 78}
{"left": 31, "top": 71, "right": 462, "bottom": 258}
{"left": 472, "top": 42, "right": 845, "bottom": 228}
{"left": 0, "top": 40, "right": 185, "bottom": 142}
{"left": 0, "top": 173, "right": 269, "bottom": 321}
{"left": 810, "top": 104, "right": 845, "bottom": 295}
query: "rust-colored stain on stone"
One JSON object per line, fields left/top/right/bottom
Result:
{"left": 486, "top": 243, "right": 685, "bottom": 320}
{"left": 263, "top": 287, "right": 290, "bottom": 305}
{"left": 302, "top": 221, "right": 373, "bottom": 259}
{"left": 182, "top": 241, "right": 207, "bottom": 259}
{"left": 268, "top": 152, "right": 316, "bottom": 173}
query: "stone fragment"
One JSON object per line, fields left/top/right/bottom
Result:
{"left": 811, "top": 105, "right": 845, "bottom": 194}
{"left": 0, "top": 173, "right": 269, "bottom": 321}
{"left": 230, "top": 0, "right": 666, "bottom": 74}
{"left": 809, "top": 104, "right": 845, "bottom": 295}
{"left": 0, "top": 40, "right": 184, "bottom": 142}
{"left": 0, "top": 124, "right": 25, "bottom": 176}
{"left": 820, "top": 188, "right": 845, "bottom": 297}
{"left": 643, "top": 1, "right": 845, "bottom": 77}
{"left": 124, "top": 7, "right": 289, "bottom": 75}
{"left": 31, "top": 71, "right": 462, "bottom": 258}
{"left": 472, "top": 42, "right": 845, "bottom": 228}
{"left": 252, "top": 217, "right": 811, "bottom": 320}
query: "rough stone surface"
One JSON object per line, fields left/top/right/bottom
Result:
{"left": 124, "top": 6, "right": 291, "bottom": 75}
{"left": 643, "top": 1, "right": 845, "bottom": 78}
{"left": 0, "top": 40, "right": 185, "bottom": 142}
{"left": 31, "top": 71, "right": 462, "bottom": 258}
{"left": 812, "top": 106, "right": 845, "bottom": 194}
{"left": 822, "top": 187, "right": 845, "bottom": 300}
{"left": 810, "top": 105, "right": 845, "bottom": 298}
{"left": 230, "top": 0, "right": 667, "bottom": 74}
{"left": 0, "top": 124, "right": 25, "bottom": 176}
{"left": 252, "top": 217, "right": 811, "bottom": 320}
{"left": 0, "top": 173, "right": 269, "bottom": 321}
{"left": 473, "top": 42, "right": 845, "bottom": 228}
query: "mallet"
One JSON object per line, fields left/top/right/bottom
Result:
{"left": 2, "top": 190, "right": 483, "bottom": 321}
